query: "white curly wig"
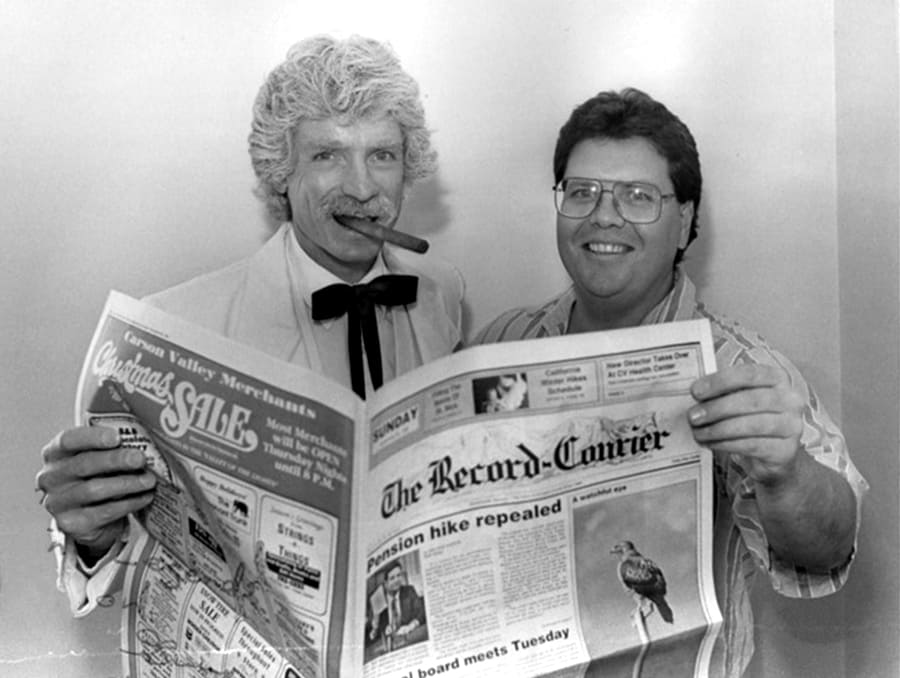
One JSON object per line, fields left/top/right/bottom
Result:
{"left": 248, "top": 35, "right": 437, "bottom": 222}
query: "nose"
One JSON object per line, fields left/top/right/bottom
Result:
{"left": 589, "top": 189, "right": 624, "bottom": 228}
{"left": 341, "top": 158, "right": 379, "bottom": 203}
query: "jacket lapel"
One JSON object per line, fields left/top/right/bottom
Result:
{"left": 228, "top": 225, "right": 314, "bottom": 368}
{"left": 384, "top": 247, "right": 460, "bottom": 378}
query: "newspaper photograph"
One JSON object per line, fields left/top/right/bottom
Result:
{"left": 74, "top": 291, "right": 722, "bottom": 678}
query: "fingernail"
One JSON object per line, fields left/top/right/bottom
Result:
{"left": 101, "top": 428, "right": 120, "bottom": 447}
{"left": 688, "top": 407, "right": 705, "bottom": 424}
{"left": 692, "top": 379, "right": 708, "bottom": 397}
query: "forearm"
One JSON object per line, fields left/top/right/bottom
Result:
{"left": 755, "top": 448, "right": 857, "bottom": 571}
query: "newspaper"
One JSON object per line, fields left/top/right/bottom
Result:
{"left": 75, "top": 291, "right": 722, "bottom": 678}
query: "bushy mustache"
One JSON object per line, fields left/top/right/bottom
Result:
{"left": 320, "top": 193, "right": 397, "bottom": 224}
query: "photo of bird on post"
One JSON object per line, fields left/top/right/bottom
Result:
{"left": 611, "top": 540, "right": 674, "bottom": 626}
{"left": 611, "top": 539, "right": 674, "bottom": 678}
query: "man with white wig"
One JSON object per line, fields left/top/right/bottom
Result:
{"left": 37, "top": 34, "right": 463, "bottom": 619}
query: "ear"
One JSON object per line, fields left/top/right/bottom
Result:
{"left": 677, "top": 201, "right": 694, "bottom": 249}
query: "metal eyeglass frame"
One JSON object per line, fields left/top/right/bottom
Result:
{"left": 553, "top": 177, "right": 676, "bottom": 223}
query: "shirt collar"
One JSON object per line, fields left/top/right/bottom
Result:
{"left": 541, "top": 266, "right": 696, "bottom": 335}
{"left": 640, "top": 267, "right": 696, "bottom": 325}
{"left": 285, "top": 225, "right": 389, "bottom": 308}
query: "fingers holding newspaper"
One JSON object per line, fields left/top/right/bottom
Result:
{"left": 686, "top": 364, "right": 804, "bottom": 484}
{"left": 687, "top": 363, "right": 857, "bottom": 571}
{"left": 36, "top": 425, "right": 157, "bottom": 562}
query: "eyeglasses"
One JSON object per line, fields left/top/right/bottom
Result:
{"left": 553, "top": 177, "right": 676, "bottom": 223}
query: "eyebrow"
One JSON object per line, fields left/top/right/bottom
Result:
{"left": 566, "top": 176, "right": 672, "bottom": 189}
{"left": 302, "top": 138, "right": 404, "bottom": 152}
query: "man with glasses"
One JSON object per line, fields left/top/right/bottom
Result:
{"left": 474, "top": 88, "right": 867, "bottom": 677}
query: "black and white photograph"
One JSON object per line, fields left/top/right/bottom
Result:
{"left": 472, "top": 372, "right": 530, "bottom": 414}
{"left": 572, "top": 480, "right": 710, "bottom": 677}
{"left": 3, "top": 2, "right": 897, "bottom": 677}
{"left": 364, "top": 553, "right": 429, "bottom": 662}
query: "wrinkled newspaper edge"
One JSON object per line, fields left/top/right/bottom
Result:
{"left": 75, "top": 291, "right": 723, "bottom": 678}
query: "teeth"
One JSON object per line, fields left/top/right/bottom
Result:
{"left": 586, "top": 242, "right": 629, "bottom": 254}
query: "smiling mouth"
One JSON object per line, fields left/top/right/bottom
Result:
{"left": 585, "top": 242, "right": 631, "bottom": 254}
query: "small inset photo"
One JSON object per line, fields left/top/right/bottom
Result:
{"left": 364, "top": 552, "right": 428, "bottom": 662}
{"left": 472, "top": 373, "right": 529, "bottom": 414}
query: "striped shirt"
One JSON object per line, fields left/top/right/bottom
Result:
{"left": 473, "top": 271, "right": 868, "bottom": 678}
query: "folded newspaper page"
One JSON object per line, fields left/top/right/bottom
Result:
{"left": 75, "top": 291, "right": 722, "bottom": 678}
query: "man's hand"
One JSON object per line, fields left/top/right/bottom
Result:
{"left": 687, "top": 363, "right": 856, "bottom": 570}
{"left": 395, "top": 621, "right": 418, "bottom": 637}
{"left": 36, "top": 426, "right": 157, "bottom": 562}
{"left": 687, "top": 363, "right": 804, "bottom": 485}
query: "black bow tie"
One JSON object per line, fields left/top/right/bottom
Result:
{"left": 311, "top": 274, "right": 418, "bottom": 398}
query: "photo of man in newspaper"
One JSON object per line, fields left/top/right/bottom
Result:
{"left": 365, "top": 554, "right": 429, "bottom": 661}
{"left": 472, "top": 373, "right": 530, "bottom": 414}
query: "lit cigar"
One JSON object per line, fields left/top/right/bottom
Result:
{"left": 334, "top": 215, "right": 429, "bottom": 254}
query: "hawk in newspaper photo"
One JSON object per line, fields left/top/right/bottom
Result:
{"left": 611, "top": 540, "right": 674, "bottom": 623}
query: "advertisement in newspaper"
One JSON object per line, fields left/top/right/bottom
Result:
{"left": 75, "top": 292, "right": 366, "bottom": 678}
{"left": 75, "top": 292, "right": 722, "bottom": 678}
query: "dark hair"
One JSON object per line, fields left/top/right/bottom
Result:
{"left": 553, "top": 88, "right": 701, "bottom": 264}
{"left": 384, "top": 559, "right": 404, "bottom": 577}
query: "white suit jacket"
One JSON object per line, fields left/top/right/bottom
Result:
{"left": 57, "top": 223, "right": 464, "bottom": 615}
